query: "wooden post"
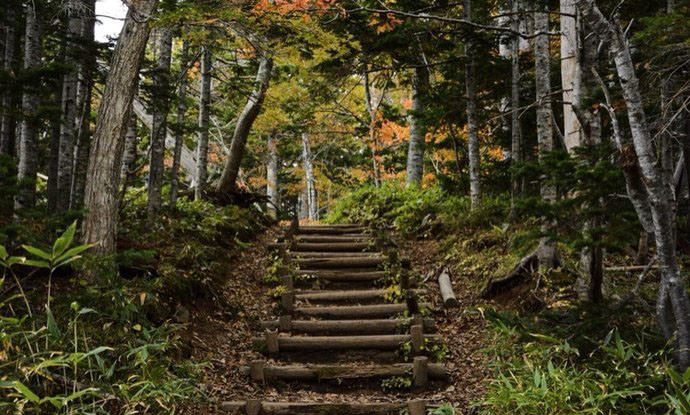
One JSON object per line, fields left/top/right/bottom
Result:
{"left": 265, "top": 330, "right": 279, "bottom": 354}
{"left": 278, "top": 315, "right": 292, "bottom": 332}
{"left": 280, "top": 275, "right": 293, "bottom": 290}
{"left": 407, "top": 399, "right": 426, "bottom": 415}
{"left": 246, "top": 399, "right": 262, "bottom": 415}
{"left": 249, "top": 360, "right": 265, "bottom": 383}
{"left": 412, "top": 313, "right": 424, "bottom": 327}
{"left": 411, "top": 324, "right": 424, "bottom": 353}
{"left": 400, "top": 269, "right": 410, "bottom": 291}
{"left": 413, "top": 356, "right": 429, "bottom": 387}
{"left": 438, "top": 269, "right": 459, "bottom": 308}
{"left": 281, "top": 291, "right": 294, "bottom": 312}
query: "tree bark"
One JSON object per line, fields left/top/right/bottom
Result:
{"left": 216, "top": 51, "right": 273, "bottom": 193}
{"left": 120, "top": 113, "right": 138, "bottom": 187}
{"left": 0, "top": 5, "right": 18, "bottom": 156}
{"left": 509, "top": 0, "right": 522, "bottom": 219}
{"left": 363, "top": 66, "right": 381, "bottom": 187}
{"left": 170, "top": 39, "right": 188, "bottom": 206}
{"left": 534, "top": 1, "right": 559, "bottom": 269}
{"left": 147, "top": 27, "right": 173, "bottom": 220}
{"left": 405, "top": 66, "right": 428, "bottom": 187}
{"left": 57, "top": 0, "right": 85, "bottom": 211}
{"left": 302, "top": 132, "right": 318, "bottom": 221}
{"left": 15, "top": 2, "right": 42, "bottom": 210}
{"left": 195, "top": 45, "right": 211, "bottom": 200}
{"left": 69, "top": 0, "right": 97, "bottom": 210}
{"left": 83, "top": 0, "right": 158, "bottom": 265}
{"left": 266, "top": 133, "right": 279, "bottom": 218}
{"left": 464, "top": 0, "right": 481, "bottom": 209}
{"left": 577, "top": 0, "right": 690, "bottom": 369}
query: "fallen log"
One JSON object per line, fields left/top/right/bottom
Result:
{"left": 241, "top": 362, "right": 447, "bottom": 382}
{"left": 296, "top": 303, "right": 432, "bottom": 319}
{"left": 438, "top": 269, "right": 459, "bottom": 308}
{"left": 481, "top": 250, "right": 538, "bottom": 298}
{"left": 221, "top": 401, "right": 418, "bottom": 415}
{"left": 606, "top": 264, "right": 660, "bottom": 272}
{"left": 260, "top": 317, "right": 436, "bottom": 334}
{"left": 253, "top": 334, "right": 440, "bottom": 351}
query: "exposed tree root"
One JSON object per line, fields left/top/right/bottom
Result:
{"left": 481, "top": 250, "right": 538, "bottom": 298}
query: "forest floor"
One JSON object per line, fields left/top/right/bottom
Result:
{"left": 182, "top": 226, "right": 489, "bottom": 414}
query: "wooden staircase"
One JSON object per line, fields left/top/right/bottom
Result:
{"left": 222, "top": 223, "right": 447, "bottom": 415}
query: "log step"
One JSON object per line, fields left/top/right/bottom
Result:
{"left": 296, "top": 303, "right": 431, "bottom": 319}
{"left": 294, "top": 257, "right": 387, "bottom": 269}
{"left": 221, "top": 400, "right": 429, "bottom": 415}
{"left": 289, "top": 252, "right": 384, "bottom": 258}
{"left": 260, "top": 317, "right": 436, "bottom": 335}
{"left": 242, "top": 361, "right": 447, "bottom": 382}
{"left": 253, "top": 334, "right": 440, "bottom": 352}
{"left": 296, "top": 270, "right": 387, "bottom": 281}
{"left": 294, "top": 227, "right": 368, "bottom": 235}
{"left": 296, "top": 288, "right": 426, "bottom": 302}
{"left": 270, "top": 242, "right": 373, "bottom": 252}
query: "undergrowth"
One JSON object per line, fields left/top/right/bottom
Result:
{"left": 0, "top": 192, "right": 269, "bottom": 413}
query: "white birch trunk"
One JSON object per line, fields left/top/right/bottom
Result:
{"left": 0, "top": 7, "right": 16, "bottom": 156}
{"left": 57, "top": 0, "right": 84, "bottom": 211}
{"left": 302, "top": 132, "right": 318, "bottom": 221}
{"left": 464, "top": 0, "right": 481, "bottom": 209}
{"left": 195, "top": 46, "right": 211, "bottom": 200}
{"left": 266, "top": 133, "right": 279, "bottom": 219}
{"left": 170, "top": 39, "right": 188, "bottom": 206}
{"left": 147, "top": 27, "right": 173, "bottom": 220}
{"left": 577, "top": 0, "right": 690, "bottom": 369}
{"left": 534, "top": 1, "right": 559, "bottom": 269}
{"left": 509, "top": 0, "right": 522, "bottom": 218}
{"left": 15, "top": 2, "right": 42, "bottom": 209}
{"left": 405, "top": 66, "right": 428, "bottom": 186}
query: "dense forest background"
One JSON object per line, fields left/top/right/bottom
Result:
{"left": 1, "top": 0, "right": 690, "bottom": 413}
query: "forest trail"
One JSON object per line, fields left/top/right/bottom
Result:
{"left": 221, "top": 223, "right": 452, "bottom": 414}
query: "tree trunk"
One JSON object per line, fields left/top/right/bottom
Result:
{"left": 266, "top": 133, "right": 279, "bottom": 219}
{"left": 405, "top": 66, "right": 428, "bottom": 187}
{"left": 509, "top": 0, "right": 522, "bottom": 219}
{"left": 534, "top": 1, "right": 559, "bottom": 269}
{"left": 577, "top": 0, "right": 690, "bottom": 369}
{"left": 69, "top": 0, "right": 97, "bottom": 210}
{"left": 170, "top": 39, "right": 188, "bottom": 206}
{"left": 15, "top": 2, "right": 42, "bottom": 210}
{"left": 0, "top": 6, "right": 17, "bottom": 156}
{"left": 120, "top": 113, "right": 138, "bottom": 186}
{"left": 216, "top": 52, "right": 273, "bottom": 193}
{"left": 57, "top": 0, "right": 85, "bottom": 211}
{"left": 147, "top": 27, "right": 173, "bottom": 220}
{"left": 363, "top": 67, "right": 381, "bottom": 187}
{"left": 47, "top": 79, "right": 63, "bottom": 212}
{"left": 464, "top": 0, "right": 481, "bottom": 209}
{"left": 302, "top": 132, "right": 318, "bottom": 221}
{"left": 195, "top": 45, "right": 211, "bottom": 200}
{"left": 83, "top": 0, "right": 158, "bottom": 265}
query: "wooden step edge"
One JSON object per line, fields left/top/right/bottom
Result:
{"left": 221, "top": 400, "right": 430, "bottom": 415}
{"left": 239, "top": 361, "right": 447, "bottom": 382}
{"left": 295, "top": 303, "right": 433, "bottom": 319}
{"left": 252, "top": 334, "right": 441, "bottom": 352}
{"left": 259, "top": 317, "right": 436, "bottom": 334}
{"left": 295, "top": 288, "right": 427, "bottom": 301}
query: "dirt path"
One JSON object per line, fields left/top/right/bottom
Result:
{"left": 185, "top": 225, "right": 487, "bottom": 414}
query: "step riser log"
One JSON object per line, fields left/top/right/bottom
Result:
{"left": 241, "top": 363, "right": 447, "bottom": 382}
{"left": 253, "top": 334, "right": 440, "bottom": 352}
{"left": 260, "top": 318, "right": 436, "bottom": 335}
{"left": 221, "top": 401, "right": 414, "bottom": 415}
{"left": 296, "top": 303, "right": 431, "bottom": 319}
{"left": 294, "top": 257, "right": 387, "bottom": 269}
{"left": 295, "top": 288, "right": 427, "bottom": 302}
